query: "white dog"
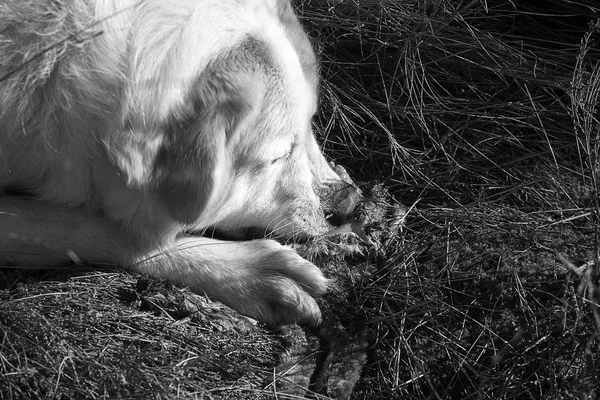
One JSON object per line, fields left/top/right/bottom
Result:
{"left": 0, "top": 0, "right": 359, "bottom": 325}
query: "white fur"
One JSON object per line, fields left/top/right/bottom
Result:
{"left": 0, "top": 0, "right": 355, "bottom": 325}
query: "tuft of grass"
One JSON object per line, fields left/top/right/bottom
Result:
{"left": 296, "top": 0, "right": 600, "bottom": 398}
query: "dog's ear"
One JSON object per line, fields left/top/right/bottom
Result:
{"left": 106, "top": 52, "right": 264, "bottom": 224}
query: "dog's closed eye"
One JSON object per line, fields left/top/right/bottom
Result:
{"left": 272, "top": 147, "right": 293, "bottom": 163}
{"left": 271, "top": 136, "right": 297, "bottom": 164}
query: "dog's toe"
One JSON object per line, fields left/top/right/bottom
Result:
{"left": 243, "top": 243, "right": 328, "bottom": 325}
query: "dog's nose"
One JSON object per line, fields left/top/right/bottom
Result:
{"left": 319, "top": 181, "right": 360, "bottom": 221}
{"left": 331, "top": 182, "right": 360, "bottom": 218}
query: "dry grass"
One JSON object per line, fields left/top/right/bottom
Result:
{"left": 299, "top": 0, "right": 600, "bottom": 398}
{"left": 0, "top": 270, "right": 282, "bottom": 399}
{"left": 3, "top": 0, "right": 600, "bottom": 398}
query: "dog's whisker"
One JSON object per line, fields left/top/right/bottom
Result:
{"left": 264, "top": 217, "right": 292, "bottom": 239}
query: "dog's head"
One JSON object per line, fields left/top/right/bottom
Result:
{"left": 105, "top": 0, "right": 359, "bottom": 239}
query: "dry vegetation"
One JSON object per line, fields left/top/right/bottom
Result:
{"left": 2, "top": 0, "right": 600, "bottom": 398}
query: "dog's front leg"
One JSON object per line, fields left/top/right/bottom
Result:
{"left": 0, "top": 197, "right": 134, "bottom": 267}
{"left": 130, "top": 237, "right": 328, "bottom": 326}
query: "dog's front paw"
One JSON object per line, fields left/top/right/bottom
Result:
{"left": 142, "top": 238, "right": 329, "bottom": 326}
{"left": 234, "top": 240, "right": 329, "bottom": 326}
